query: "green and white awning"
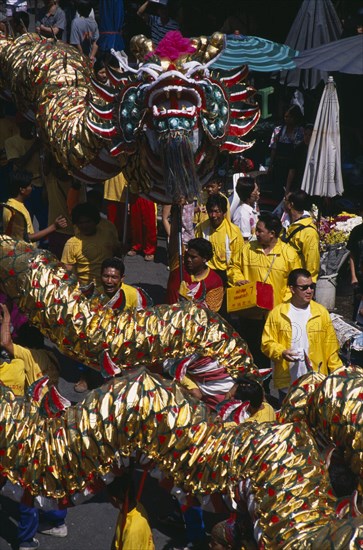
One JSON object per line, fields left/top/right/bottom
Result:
{"left": 211, "top": 35, "right": 298, "bottom": 73}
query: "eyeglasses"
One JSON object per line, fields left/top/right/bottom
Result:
{"left": 294, "top": 283, "right": 316, "bottom": 291}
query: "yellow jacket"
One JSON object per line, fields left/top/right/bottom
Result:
{"left": 195, "top": 217, "right": 244, "bottom": 286}
{"left": 240, "top": 239, "right": 301, "bottom": 306}
{"left": 261, "top": 300, "right": 342, "bottom": 389}
{"left": 284, "top": 216, "right": 320, "bottom": 282}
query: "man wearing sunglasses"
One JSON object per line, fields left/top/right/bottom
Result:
{"left": 262, "top": 268, "right": 342, "bottom": 404}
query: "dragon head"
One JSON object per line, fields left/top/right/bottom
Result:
{"left": 88, "top": 32, "right": 260, "bottom": 203}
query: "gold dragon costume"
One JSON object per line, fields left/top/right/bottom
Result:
{"left": 0, "top": 365, "right": 363, "bottom": 549}
{"left": 0, "top": 236, "right": 255, "bottom": 378}
{"left": 0, "top": 31, "right": 261, "bottom": 203}
{"left": 1, "top": 30, "right": 363, "bottom": 549}
{"left": 0, "top": 236, "right": 362, "bottom": 547}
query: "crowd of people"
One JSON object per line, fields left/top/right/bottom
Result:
{"left": 0, "top": 1, "right": 362, "bottom": 549}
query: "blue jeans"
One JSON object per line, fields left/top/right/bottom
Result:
{"left": 18, "top": 505, "right": 67, "bottom": 543}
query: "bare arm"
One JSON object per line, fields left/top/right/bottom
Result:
{"left": 89, "top": 41, "right": 98, "bottom": 61}
{"left": 39, "top": 24, "right": 60, "bottom": 36}
{"left": 137, "top": 0, "right": 150, "bottom": 21}
{"left": 162, "top": 204, "right": 171, "bottom": 238}
{"left": 349, "top": 255, "right": 358, "bottom": 284}
{"left": 29, "top": 215, "right": 67, "bottom": 242}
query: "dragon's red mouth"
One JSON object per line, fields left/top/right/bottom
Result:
{"left": 147, "top": 78, "right": 203, "bottom": 123}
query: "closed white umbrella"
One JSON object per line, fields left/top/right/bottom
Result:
{"left": 301, "top": 76, "right": 343, "bottom": 198}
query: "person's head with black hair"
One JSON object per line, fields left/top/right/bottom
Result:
{"left": 284, "top": 104, "right": 304, "bottom": 128}
{"left": 93, "top": 56, "right": 108, "bottom": 84}
{"left": 101, "top": 257, "right": 125, "bottom": 278}
{"left": 186, "top": 238, "right": 213, "bottom": 261}
{"left": 285, "top": 189, "right": 311, "bottom": 214}
{"left": 184, "top": 237, "right": 213, "bottom": 276}
{"left": 288, "top": 268, "right": 315, "bottom": 308}
{"left": 287, "top": 268, "right": 311, "bottom": 287}
{"left": 203, "top": 175, "right": 223, "bottom": 197}
{"left": 206, "top": 194, "right": 228, "bottom": 213}
{"left": 236, "top": 176, "right": 259, "bottom": 205}
{"left": 76, "top": 0, "right": 92, "bottom": 17}
{"left": 233, "top": 377, "right": 264, "bottom": 412}
{"left": 328, "top": 449, "right": 358, "bottom": 497}
{"left": 8, "top": 170, "right": 33, "bottom": 199}
{"left": 206, "top": 194, "right": 228, "bottom": 229}
{"left": 255, "top": 212, "right": 282, "bottom": 248}
{"left": 15, "top": 323, "right": 45, "bottom": 349}
{"left": 303, "top": 123, "right": 313, "bottom": 145}
{"left": 101, "top": 257, "right": 125, "bottom": 297}
{"left": 71, "top": 202, "right": 100, "bottom": 236}
{"left": 86, "top": 188, "right": 104, "bottom": 210}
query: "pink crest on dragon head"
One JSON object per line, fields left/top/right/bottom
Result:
{"left": 148, "top": 31, "right": 196, "bottom": 61}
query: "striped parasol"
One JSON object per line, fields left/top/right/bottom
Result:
{"left": 211, "top": 34, "right": 298, "bottom": 72}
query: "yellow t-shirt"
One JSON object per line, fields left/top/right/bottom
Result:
{"left": 104, "top": 173, "right": 128, "bottom": 202}
{"left": 13, "top": 344, "right": 60, "bottom": 387}
{"left": 0, "top": 357, "right": 26, "bottom": 396}
{"left": 5, "top": 134, "right": 41, "bottom": 186}
{"left": 113, "top": 503, "right": 155, "bottom": 550}
{"left": 61, "top": 222, "right": 119, "bottom": 286}
{"left": 245, "top": 401, "right": 276, "bottom": 423}
{"left": 45, "top": 172, "right": 74, "bottom": 236}
{"left": 3, "top": 198, "right": 34, "bottom": 239}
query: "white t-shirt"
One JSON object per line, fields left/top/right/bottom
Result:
{"left": 288, "top": 303, "right": 311, "bottom": 383}
{"left": 232, "top": 202, "right": 258, "bottom": 239}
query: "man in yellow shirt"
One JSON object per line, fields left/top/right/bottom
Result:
{"left": 3, "top": 170, "right": 67, "bottom": 242}
{"left": 100, "top": 257, "right": 150, "bottom": 311}
{"left": 262, "top": 268, "right": 342, "bottom": 404}
{"left": 236, "top": 212, "right": 301, "bottom": 371}
{"left": 195, "top": 194, "right": 244, "bottom": 288}
{"left": 61, "top": 202, "right": 121, "bottom": 288}
{"left": 282, "top": 190, "right": 320, "bottom": 281}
